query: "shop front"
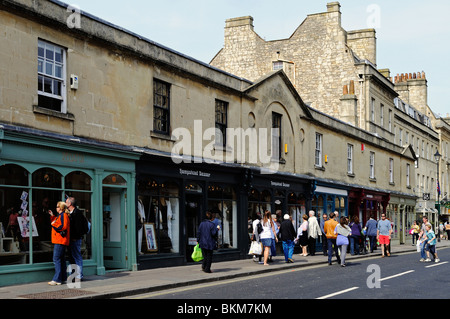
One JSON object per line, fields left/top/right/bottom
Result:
{"left": 136, "top": 155, "right": 245, "bottom": 270}
{"left": 246, "top": 171, "right": 312, "bottom": 254}
{"left": 0, "top": 126, "right": 139, "bottom": 286}
{"left": 348, "top": 188, "right": 390, "bottom": 226}
{"left": 387, "top": 195, "right": 417, "bottom": 245}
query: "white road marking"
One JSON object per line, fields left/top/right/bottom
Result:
{"left": 379, "top": 270, "right": 415, "bottom": 282}
{"left": 316, "top": 287, "right": 359, "bottom": 299}
{"left": 425, "top": 261, "right": 448, "bottom": 268}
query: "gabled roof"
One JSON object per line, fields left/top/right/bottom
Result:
{"left": 242, "top": 70, "right": 313, "bottom": 119}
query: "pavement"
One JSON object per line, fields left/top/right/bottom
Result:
{"left": 1, "top": 239, "right": 449, "bottom": 299}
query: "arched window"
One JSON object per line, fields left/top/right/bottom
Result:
{"left": 103, "top": 174, "right": 126, "bottom": 186}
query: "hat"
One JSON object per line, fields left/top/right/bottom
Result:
{"left": 284, "top": 214, "right": 290, "bottom": 220}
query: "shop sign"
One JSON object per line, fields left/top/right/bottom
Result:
{"left": 270, "top": 181, "right": 290, "bottom": 188}
{"left": 179, "top": 168, "right": 211, "bottom": 178}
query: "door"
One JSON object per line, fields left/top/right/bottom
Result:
{"left": 103, "top": 188, "right": 127, "bottom": 270}
{"left": 185, "top": 193, "right": 202, "bottom": 262}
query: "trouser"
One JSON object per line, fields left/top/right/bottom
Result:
{"left": 350, "top": 235, "right": 360, "bottom": 255}
{"left": 322, "top": 234, "right": 328, "bottom": 256}
{"left": 202, "top": 249, "right": 213, "bottom": 272}
{"left": 52, "top": 244, "right": 67, "bottom": 283}
{"left": 308, "top": 237, "right": 317, "bottom": 256}
{"left": 420, "top": 241, "right": 427, "bottom": 259}
{"left": 339, "top": 244, "right": 348, "bottom": 265}
{"left": 368, "top": 236, "right": 377, "bottom": 252}
{"left": 327, "top": 238, "right": 340, "bottom": 264}
{"left": 68, "top": 239, "right": 83, "bottom": 279}
{"left": 282, "top": 240, "right": 294, "bottom": 261}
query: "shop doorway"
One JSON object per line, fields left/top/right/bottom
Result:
{"left": 102, "top": 188, "right": 127, "bottom": 270}
{"left": 185, "top": 193, "right": 203, "bottom": 262}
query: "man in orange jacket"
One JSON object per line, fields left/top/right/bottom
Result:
{"left": 324, "top": 211, "right": 340, "bottom": 265}
{"left": 48, "top": 201, "right": 70, "bottom": 285}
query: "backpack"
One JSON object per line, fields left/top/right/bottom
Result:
{"left": 80, "top": 213, "right": 90, "bottom": 236}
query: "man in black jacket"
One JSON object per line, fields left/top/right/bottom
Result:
{"left": 280, "top": 214, "right": 296, "bottom": 263}
{"left": 66, "top": 197, "right": 86, "bottom": 280}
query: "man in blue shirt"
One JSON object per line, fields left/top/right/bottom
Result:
{"left": 377, "top": 213, "right": 392, "bottom": 257}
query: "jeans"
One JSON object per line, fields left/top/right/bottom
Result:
{"left": 52, "top": 244, "right": 67, "bottom": 283}
{"left": 327, "top": 238, "right": 340, "bottom": 264}
{"left": 350, "top": 235, "right": 360, "bottom": 255}
{"left": 69, "top": 239, "right": 83, "bottom": 279}
{"left": 368, "top": 236, "right": 377, "bottom": 253}
{"left": 282, "top": 240, "right": 294, "bottom": 261}
{"left": 420, "top": 241, "right": 427, "bottom": 259}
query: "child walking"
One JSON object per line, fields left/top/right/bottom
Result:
{"left": 425, "top": 224, "right": 440, "bottom": 263}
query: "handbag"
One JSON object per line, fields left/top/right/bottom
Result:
{"left": 191, "top": 244, "right": 204, "bottom": 262}
{"left": 248, "top": 241, "right": 263, "bottom": 255}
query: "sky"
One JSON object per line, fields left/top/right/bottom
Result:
{"left": 68, "top": 0, "right": 449, "bottom": 117}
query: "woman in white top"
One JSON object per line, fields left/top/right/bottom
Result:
{"left": 260, "top": 211, "right": 278, "bottom": 266}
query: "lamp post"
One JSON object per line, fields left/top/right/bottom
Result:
{"left": 434, "top": 150, "right": 441, "bottom": 242}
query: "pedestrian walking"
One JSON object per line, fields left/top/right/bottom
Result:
{"left": 418, "top": 216, "right": 430, "bottom": 262}
{"left": 66, "top": 197, "right": 88, "bottom": 280}
{"left": 365, "top": 215, "right": 377, "bottom": 253}
{"left": 296, "top": 214, "right": 309, "bottom": 256}
{"left": 307, "top": 210, "right": 321, "bottom": 256}
{"left": 335, "top": 216, "right": 351, "bottom": 267}
{"left": 48, "top": 201, "right": 71, "bottom": 286}
{"left": 251, "top": 212, "right": 263, "bottom": 263}
{"left": 197, "top": 211, "right": 219, "bottom": 273}
{"left": 260, "top": 211, "right": 278, "bottom": 266}
{"left": 320, "top": 213, "right": 328, "bottom": 256}
{"left": 445, "top": 220, "right": 450, "bottom": 240}
{"left": 324, "top": 212, "right": 340, "bottom": 265}
{"left": 377, "top": 213, "right": 392, "bottom": 257}
{"left": 280, "top": 214, "right": 296, "bottom": 263}
{"left": 269, "top": 214, "right": 279, "bottom": 261}
{"left": 349, "top": 215, "right": 362, "bottom": 255}
{"left": 411, "top": 220, "right": 420, "bottom": 245}
{"left": 424, "top": 224, "right": 440, "bottom": 263}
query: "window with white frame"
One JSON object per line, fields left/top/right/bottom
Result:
{"left": 347, "top": 144, "right": 353, "bottom": 174}
{"left": 388, "top": 109, "right": 392, "bottom": 132}
{"left": 38, "top": 40, "right": 66, "bottom": 113}
{"left": 380, "top": 104, "right": 384, "bottom": 127}
{"left": 369, "top": 152, "right": 375, "bottom": 179}
{"left": 389, "top": 158, "right": 394, "bottom": 183}
{"left": 315, "top": 133, "right": 323, "bottom": 167}
{"left": 399, "top": 128, "right": 403, "bottom": 146}
{"left": 406, "top": 164, "right": 411, "bottom": 187}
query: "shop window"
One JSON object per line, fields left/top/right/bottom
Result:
{"left": 0, "top": 164, "right": 29, "bottom": 186}
{"left": 32, "top": 168, "right": 62, "bottom": 188}
{"left": 65, "top": 171, "right": 92, "bottom": 190}
{"left": 208, "top": 184, "right": 237, "bottom": 249}
{"left": 103, "top": 174, "right": 127, "bottom": 186}
{"left": 288, "top": 192, "right": 306, "bottom": 230}
{"left": 0, "top": 166, "right": 92, "bottom": 267}
{"left": 248, "top": 188, "right": 272, "bottom": 243}
{"left": 137, "top": 177, "right": 180, "bottom": 255}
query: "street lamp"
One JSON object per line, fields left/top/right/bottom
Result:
{"left": 434, "top": 150, "right": 441, "bottom": 242}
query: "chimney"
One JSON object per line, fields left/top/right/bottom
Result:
{"left": 225, "top": 16, "right": 254, "bottom": 31}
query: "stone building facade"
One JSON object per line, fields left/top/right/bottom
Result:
{"left": 0, "top": 0, "right": 417, "bottom": 285}
{"left": 211, "top": 1, "right": 448, "bottom": 231}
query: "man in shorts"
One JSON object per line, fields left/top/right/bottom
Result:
{"left": 377, "top": 213, "right": 392, "bottom": 257}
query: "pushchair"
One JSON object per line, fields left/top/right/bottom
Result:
{"left": 359, "top": 232, "right": 369, "bottom": 255}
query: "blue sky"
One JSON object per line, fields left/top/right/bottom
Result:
{"left": 69, "top": 0, "right": 449, "bottom": 117}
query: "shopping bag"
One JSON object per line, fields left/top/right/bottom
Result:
{"left": 248, "top": 241, "right": 263, "bottom": 255}
{"left": 191, "top": 244, "right": 203, "bottom": 262}
{"left": 416, "top": 241, "right": 422, "bottom": 252}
